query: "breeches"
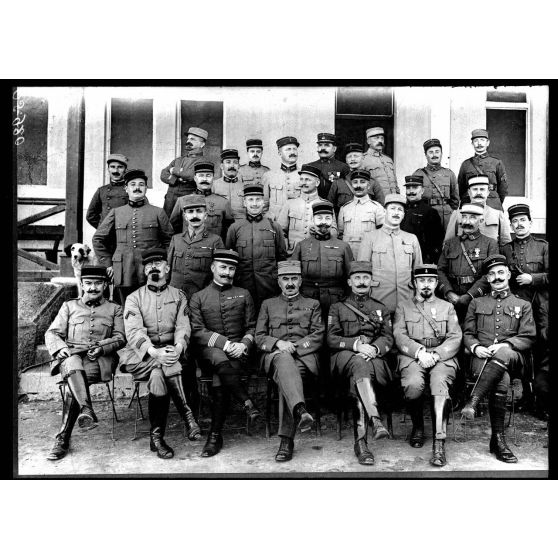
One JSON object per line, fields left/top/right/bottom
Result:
{"left": 125, "top": 356, "right": 182, "bottom": 396}
{"left": 342, "top": 353, "right": 391, "bottom": 386}
{"left": 60, "top": 355, "right": 101, "bottom": 384}
{"left": 470, "top": 356, "right": 511, "bottom": 394}
{"left": 401, "top": 361, "right": 456, "bottom": 400}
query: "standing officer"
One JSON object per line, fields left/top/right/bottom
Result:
{"left": 261, "top": 136, "right": 302, "bottom": 220}
{"left": 337, "top": 169, "right": 385, "bottom": 256}
{"left": 226, "top": 184, "right": 287, "bottom": 311}
{"left": 458, "top": 128, "right": 509, "bottom": 210}
{"left": 327, "top": 261, "right": 394, "bottom": 465}
{"left": 437, "top": 202, "right": 499, "bottom": 322}
{"left": 400, "top": 174, "right": 444, "bottom": 263}
{"left": 86, "top": 153, "right": 129, "bottom": 229}
{"left": 45, "top": 265, "right": 125, "bottom": 460}
{"left": 306, "top": 132, "right": 350, "bottom": 199}
{"left": 393, "top": 264, "right": 462, "bottom": 467}
{"left": 93, "top": 169, "right": 174, "bottom": 306}
{"left": 238, "top": 138, "right": 270, "bottom": 185}
{"left": 256, "top": 260, "right": 324, "bottom": 462}
{"left": 413, "top": 139, "right": 459, "bottom": 230}
{"left": 189, "top": 249, "right": 259, "bottom": 458}
{"left": 361, "top": 127, "right": 399, "bottom": 198}
{"left": 160, "top": 126, "right": 208, "bottom": 216}
{"left": 462, "top": 254, "right": 536, "bottom": 463}
{"left": 118, "top": 248, "right": 201, "bottom": 459}
{"left": 445, "top": 175, "right": 511, "bottom": 249}
{"left": 169, "top": 161, "right": 234, "bottom": 239}
{"left": 357, "top": 194, "right": 422, "bottom": 317}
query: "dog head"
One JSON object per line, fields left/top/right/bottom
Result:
{"left": 65, "top": 243, "right": 91, "bottom": 263}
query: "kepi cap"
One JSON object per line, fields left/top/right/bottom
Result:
{"left": 141, "top": 248, "right": 167, "bottom": 265}
{"left": 508, "top": 203, "right": 531, "bottom": 220}
{"left": 246, "top": 139, "right": 263, "bottom": 149}
{"left": 243, "top": 184, "right": 264, "bottom": 197}
{"left": 482, "top": 254, "right": 508, "bottom": 275}
{"left": 298, "top": 164, "right": 321, "bottom": 179}
{"left": 276, "top": 136, "right": 300, "bottom": 149}
{"left": 384, "top": 193, "right": 407, "bottom": 208}
{"left": 404, "top": 175, "right": 424, "bottom": 187}
{"left": 123, "top": 169, "right": 149, "bottom": 187}
{"left": 194, "top": 161, "right": 215, "bottom": 174}
{"left": 366, "top": 127, "right": 385, "bottom": 138}
{"left": 413, "top": 264, "right": 438, "bottom": 278}
{"left": 468, "top": 174, "right": 490, "bottom": 188}
{"left": 181, "top": 194, "right": 206, "bottom": 210}
{"left": 186, "top": 127, "right": 208, "bottom": 141}
{"left": 312, "top": 201, "right": 334, "bottom": 215}
{"left": 277, "top": 261, "right": 302, "bottom": 276}
{"left": 345, "top": 142, "right": 364, "bottom": 154}
{"left": 212, "top": 249, "right": 239, "bottom": 265}
{"left": 349, "top": 261, "right": 372, "bottom": 276}
{"left": 349, "top": 169, "right": 371, "bottom": 181}
{"left": 221, "top": 148, "right": 240, "bottom": 161}
{"left": 80, "top": 265, "right": 108, "bottom": 280}
{"left": 460, "top": 202, "right": 484, "bottom": 216}
{"left": 317, "top": 132, "right": 337, "bottom": 144}
{"left": 471, "top": 128, "right": 489, "bottom": 140}
{"left": 107, "top": 153, "right": 129, "bottom": 166}
{"left": 423, "top": 138, "right": 442, "bottom": 152}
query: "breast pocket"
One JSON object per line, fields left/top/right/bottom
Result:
{"left": 115, "top": 223, "right": 128, "bottom": 243}
{"left": 172, "top": 250, "right": 184, "bottom": 272}
{"left": 236, "top": 239, "right": 248, "bottom": 258}
{"left": 302, "top": 253, "right": 319, "bottom": 276}
{"left": 503, "top": 307, "right": 520, "bottom": 332}
{"left": 289, "top": 209, "right": 305, "bottom": 229}
{"left": 400, "top": 243, "right": 414, "bottom": 268}
{"left": 98, "top": 318, "right": 114, "bottom": 337}
{"left": 270, "top": 181, "right": 284, "bottom": 204}
{"left": 526, "top": 255, "right": 544, "bottom": 273}
{"left": 342, "top": 315, "right": 360, "bottom": 336}
{"left": 362, "top": 212, "right": 377, "bottom": 232}
{"left": 474, "top": 307, "right": 493, "bottom": 330}
{"left": 327, "top": 254, "right": 343, "bottom": 277}
{"left": 372, "top": 245, "right": 388, "bottom": 270}
{"left": 142, "top": 221, "right": 158, "bottom": 241}
{"left": 69, "top": 317, "right": 85, "bottom": 340}
{"left": 404, "top": 313, "right": 423, "bottom": 339}
{"left": 192, "top": 247, "right": 212, "bottom": 271}
{"left": 262, "top": 238, "right": 275, "bottom": 258}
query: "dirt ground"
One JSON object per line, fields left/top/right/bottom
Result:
{"left": 16, "top": 396, "right": 548, "bottom": 478}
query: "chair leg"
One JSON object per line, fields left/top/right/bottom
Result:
{"left": 104, "top": 380, "right": 117, "bottom": 442}
{"left": 336, "top": 395, "right": 343, "bottom": 441}
{"left": 312, "top": 377, "right": 321, "bottom": 437}
{"left": 265, "top": 379, "right": 272, "bottom": 440}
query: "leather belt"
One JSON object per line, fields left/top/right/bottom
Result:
{"left": 421, "top": 337, "right": 444, "bottom": 348}
{"left": 450, "top": 275, "right": 475, "bottom": 285}
{"left": 428, "top": 198, "right": 448, "bottom": 206}
{"left": 150, "top": 334, "right": 174, "bottom": 345}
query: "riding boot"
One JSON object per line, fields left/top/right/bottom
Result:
{"left": 461, "top": 360, "right": 507, "bottom": 420}
{"left": 355, "top": 377, "right": 389, "bottom": 440}
{"left": 218, "top": 372, "right": 261, "bottom": 423}
{"left": 292, "top": 402, "right": 314, "bottom": 432}
{"left": 407, "top": 397, "right": 425, "bottom": 448}
{"left": 275, "top": 436, "right": 295, "bottom": 462}
{"left": 165, "top": 375, "right": 201, "bottom": 440}
{"left": 489, "top": 392, "right": 518, "bottom": 463}
{"left": 65, "top": 370, "right": 98, "bottom": 429}
{"left": 148, "top": 393, "right": 174, "bottom": 459}
{"left": 353, "top": 399, "right": 374, "bottom": 465}
{"left": 201, "top": 387, "right": 227, "bottom": 458}
{"left": 47, "top": 391, "right": 80, "bottom": 460}
{"left": 430, "top": 396, "right": 448, "bottom": 467}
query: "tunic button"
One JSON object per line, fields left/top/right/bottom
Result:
{"left": 157, "top": 306, "right": 161, "bottom": 310}
{"left": 158, "top": 319, "right": 162, "bottom": 323}
{"left": 496, "top": 319, "right": 500, "bottom": 322}
{"left": 107, "top": 196, "right": 111, "bottom": 200}
{"left": 107, "top": 205, "right": 111, "bottom": 209}
{"left": 496, "top": 325, "right": 500, "bottom": 329}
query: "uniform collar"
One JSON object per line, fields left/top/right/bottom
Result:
{"left": 301, "top": 191, "right": 319, "bottom": 201}
{"left": 186, "top": 147, "right": 204, "bottom": 158}
{"left": 354, "top": 195, "right": 371, "bottom": 204}
{"left": 367, "top": 149, "right": 382, "bottom": 157}
{"left": 247, "top": 213, "right": 263, "bottom": 223}
{"left": 319, "top": 156, "right": 334, "bottom": 162}
{"left": 474, "top": 152, "right": 488, "bottom": 159}
{"left": 147, "top": 283, "right": 168, "bottom": 293}
{"left": 426, "top": 163, "right": 441, "bottom": 171}
{"left": 197, "top": 188, "right": 212, "bottom": 196}
{"left": 349, "top": 293, "right": 370, "bottom": 303}
{"left": 187, "top": 225, "right": 206, "bottom": 240}
{"left": 415, "top": 293, "right": 435, "bottom": 303}
{"left": 491, "top": 288, "right": 510, "bottom": 299}
{"left": 223, "top": 175, "right": 238, "bottom": 183}
{"left": 211, "top": 280, "right": 232, "bottom": 291}
{"left": 281, "top": 163, "right": 298, "bottom": 173}
{"left": 407, "top": 198, "right": 425, "bottom": 208}
{"left": 83, "top": 297, "right": 104, "bottom": 307}
{"left": 461, "top": 230, "right": 481, "bottom": 241}
{"left": 110, "top": 179, "right": 126, "bottom": 187}
{"left": 129, "top": 198, "right": 146, "bottom": 208}
{"left": 382, "top": 224, "right": 400, "bottom": 236}
{"left": 312, "top": 231, "right": 331, "bottom": 241}
{"left": 516, "top": 234, "right": 532, "bottom": 245}
{"left": 281, "top": 293, "right": 300, "bottom": 301}
{"left": 248, "top": 161, "right": 261, "bottom": 168}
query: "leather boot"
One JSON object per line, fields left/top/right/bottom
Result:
{"left": 66, "top": 371, "right": 98, "bottom": 430}
{"left": 353, "top": 399, "right": 374, "bottom": 465}
{"left": 431, "top": 439, "right": 446, "bottom": 467}
{"left": 408, "top": 397, "right": 425, "bottom": 448}
{"left": 166, "top": 375, "right": 201, "bottom": 441}
{"left": 356, "top": 377, "right": 389, "bottom": 440}
{"left": 293, "top": 402, "right": 314, "bottom": 432}
{"left": 461, "top": 360, "right": 507, "bottom": 420}
{"left": 275, "top": 436, "right": 294, "bottom": 462}
{"left": 429, "top": 396, "right": 448, "bottom": 467}
{"left": 244, "top": 398, "right": 262, "bottom": 424}
{"left": 201, "top": 387, "right": 227, "bottom": 458}
{"left": 47, "top": 391, "right": 80, "bottom": 460}
{"left": 489, "top": 392, "right": 518, "bottom": 463}
{"left": 148, "top": 393, "right": 174, "bottom": 459}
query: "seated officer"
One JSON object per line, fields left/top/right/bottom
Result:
{"left": 327, "top": 261, "right": 394, "bottom": 466}
{"left": 45, "top": 265, "right": 125, "bottom": 460}
{"left": 256, "top": 260, "right": 324, "bottom": 462}
{"left": 189, "top": 249, "right": 260, "bottom": 458}
{"left": 462, "top": 254, "right": 536, "bottom": 463}
{"left": 118, "top": 248, "right": 201, "bottom": 459}
{"left": 393, "top": 264, "right": 462, "bottom": 467}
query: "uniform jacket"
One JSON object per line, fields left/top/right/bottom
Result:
{"left": 225, "top": 215, "right": 287, "bottom": 306}
{"left": 361, "top": 150, "right": 399, "bottom": 196}
{"left": 167, "top": 227, "right": 225, "bottom": 298}
{"left": 45, "top": 297, "right": 125, "bottom": 380}
{"left": 444, "top": 204, "right": 512, "bottom": 248}
{"left": 327, "top": 293, "right": 393, "bottom": 372}
{"left": 262, "top": 167, "right": 301, "bottom": 220}
{"left": 256, "top": 293, "right": 324, "bottom": 375}
{"left": 400, "top": 198, "right": 444, "bottom": 263}
{"left": 213, "top": 176, "right": 270, "bottom": 220}
{"left": 306, "top": 157, "right": 350, "bottom": 199}
{"left": 160, "top": 148, "right": 204, "bottom": 187}
{"left": 93, "top": 201, "right": 174, "bottom": 288}
{"left": 357, "top": 226, "right": 423, "bottom": 314}
{"left": 118, "top": 284, "right": 190, "bottom": 368}
{"left": 393, "top": 295, "right": 462, "bottom": 369}
{"left": 238, "top": 162, "right": 270, "bottom": 185}
{"left": 458, "top": 154, "right": 508, "bottom": 210}
{"left": 327, "top": 175, "right": 386, "bottom": 215}
{"left": 437, "top": 231, "right": 499, "bottom": 298}
{"left": 86, "top": 182, "right": 128, "bottom": 229}
{"left": 463, "top": 289, "right": 536, "bottom": 353}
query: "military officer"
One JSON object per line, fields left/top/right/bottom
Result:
{"left": 168, "top": 194, "right": 225, "bottom": 298}
{"left": 306, "top": 132, "right": 350, "bottom": 199}
{"left": 445, "top": 175, "right": 511, "bottom": 249}
{"left": 400, "top": 174, "right": 444, "bottom": 263}
{"left": 169, "top": 161, "right": 234, "bottom": 239}
{"left": 226, "top": 184, "right": 287, "bottom": 310}
{"left": 437, "top": 202, "right": 499, "bottom": 322}
{"left": 458, "top": 128, "right": 509, "bottom": 211}
{"left": 93, "top": 169, "right": 174, "bottom": 306}
{"left": 327, "top": 261, "right": 394, "bottom": 465}
{"left": 462, "top": 254, "right": 536, "bottom": 463}
{"left": 337, "top": 169, "right": 385, "bottom": 256}
{"left": 413, "top": 139, "right": 459, "bottom": 230}
{"left": 261, "top": 136, "right": 302, "bottom": 220}
{"left": 393, "top": 264, "right": 462, "bottom": 467}
{"left": 45, "top": 265, "right": 125, "bottom": 460}
{"left": 86, "top": 153, "right": 129, "bottom": 229}
{"left": 357, "top": 193, "right": 422, "bottom": 316}
{"left": 256, "top": 261, "right": 324, "bottom": 462}
{"left": 361, "top": 127, "right": 399, "bottom": 197}
{"left": 118, "top": 248, "right": 201, "bottom": 458}
{"left": 189, "top": 249, "right": 260, "bottom": 457}
{"left": 238, "top": 138, "right": 270, "bottom": 185}
{"left": 160, "top": 126, "right": 208, "bottom": 216}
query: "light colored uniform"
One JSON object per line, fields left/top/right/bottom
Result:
{"left": 361, "top": 150, "right": 399, "bottom": 197}
{"left": 262, "top": 167, "right": 301, "bottom": 220}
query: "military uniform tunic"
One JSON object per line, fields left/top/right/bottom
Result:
{"left": 93, "top": 200, "right": 174, "bottom": 288}
{"left": 45, "top": 297, "right": 125, "bottom": 381}
{"left": 306, "top": 157, "right": 350, "bottom": 199}
{"left": 225, "top": 214, "right": 287, "bottom": 309}
{"left": 458, "top": 153, "right": 508, "bottom": 211}
{"left": 261, "top": 165, "right": 301, "bottom": 220}
{"left": 86, "top": 181, "right": 129, "bottom": 229}
{"left": 413, "top": 164, "right": 459, "bottom": 230}
{"left": 238, "top": 161, "right": 270, "bottom": 185}
{"left": 357, "top": 226, "right": 423, "bottom": 315}
{"left": 213, "top": 176, "right": 269, "bottom": 220}
{"left": 361, "top": 150, "right": 399, "bottom": 197}
{"left": 167, "top": 227, "right": 225, "bottom": 298}
{"left": 327, "top": 176, "right": 385, "bottom": 216}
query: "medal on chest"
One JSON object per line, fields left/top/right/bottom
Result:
{"left": 431, "top": 307, "right": 437, "bottom": 319}
{"left": 375, "top": 309, "right": 383, "bottom": 323}
{"left": 473, "top": 248, "right": 480, "bottom": 258}
{"left": 513, "top": 306, "right": 521, "bottom": 319}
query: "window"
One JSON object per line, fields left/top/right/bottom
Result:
{"left": 16, "top": 96, "right": 48, "bottom": 185}
{"left": 180, "top": 100, "right": 223, "bottom": 164}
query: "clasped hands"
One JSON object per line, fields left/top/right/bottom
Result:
{"left": 474, "top": 343, "right": 508, "bottom": 359}
{"left": 356, "top": 337, "right": 378, "bottom": 361}
{"left": 224, "top": 341, "right": 248, "bottom": 359}
{"left": 148, "top": 343, "right": 183, "bottom": 366}
{"left": 417, "top": 347, "right": 440, "bottom": 369}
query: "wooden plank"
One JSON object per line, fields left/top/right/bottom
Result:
{"left": 17, "top": 205, "right": 65, "bottom": 227}
{"left": 17, "top": 249, "right": 59, "bottom": 270}
{"left": 18, "top": 225, "right": 65, "bottom": 241}
{"left": 17, "top": 198, "right": 66, "bottom": 206}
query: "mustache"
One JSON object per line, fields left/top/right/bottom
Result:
{"left": 199, "top": 181, "right": 210, "bottom": 185}
{"left": 86, "top": 290, "right": 100, "bottom": 294}
{"left": 132, "top": 189, "right": 142, "bottom": 193}
{"left": 226, "top": 167, "right": 236, "bottom": 171}
{"left": 355, "top": 284, "right": 367, "bottom": 288}
{"left": 189, "top": 217, "right": 201, "bottom": 222}
{"left": 288, "top": 154, "right": 297, "bottom": 158}
{"left": 285, "top": 285, "right": 296, "bottom": 289}
{"left": 318, "top": 149, "right": 328, "bottom": 153}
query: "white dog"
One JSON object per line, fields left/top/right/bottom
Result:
{"left": 65, "top": 243, "right": 113, "bottom": 300}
